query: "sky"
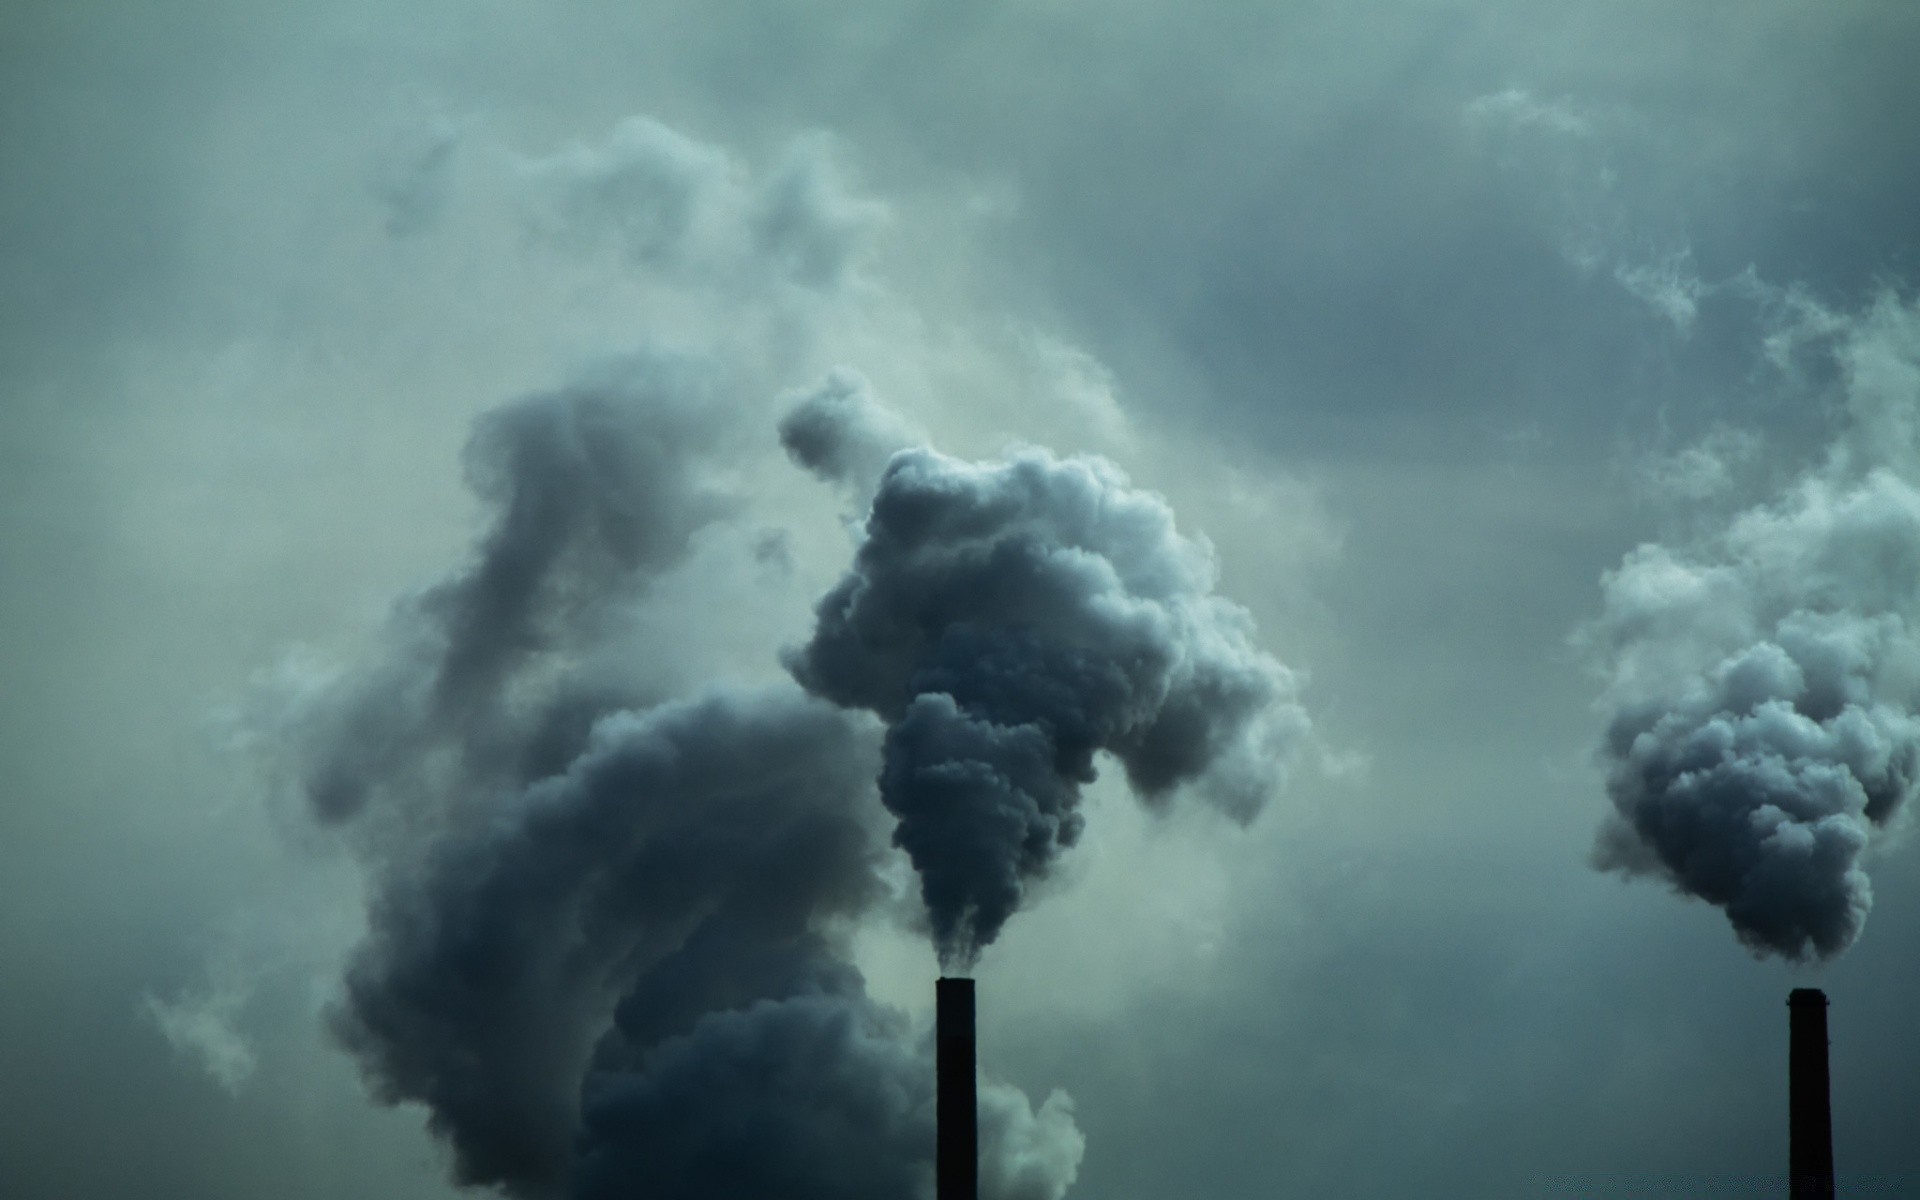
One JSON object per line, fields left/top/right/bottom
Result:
{"left": 5, "top": 2, "right": 1920, "bottom": 1197}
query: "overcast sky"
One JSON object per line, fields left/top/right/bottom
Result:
{"left": 6, "top": 3, "right": 1920, "bottom": 1198}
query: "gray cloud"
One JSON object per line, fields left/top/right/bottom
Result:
{"left": 789, "top": 445, "right": 1309, "bottom": 965}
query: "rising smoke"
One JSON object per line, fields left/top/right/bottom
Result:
{"left": 778, "top": 367, "right": 921, "bottom": 496}
{"left": 521, "top": 116, "right": 887, "bottom": 291}
{"left": 1587, "top": 299, "right": 1920, "bottom": 961}
{"left": 786, "top": 435, "right": 1311, "bottom": 967}
{"left": 276, "top": 353, "right": 1081, "bottom": 1198}
{"left": 286, "top": 352, "right": 738, "bottom": 827}
{"left": 266, "top": 104, "right": 1312, "bottom": 1197}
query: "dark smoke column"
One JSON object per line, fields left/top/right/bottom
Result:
{"left": 1788, "top": 988, "right": 1835, "bottom": 1200}
{"left": 937, "top": 978, "right": 977, "bottom": 1200}
{"left": 1582, "top": 472, "right": 1920, "bottom": 963}
{"left": 787, "top": 444, "right": 1310, "bottom": 966}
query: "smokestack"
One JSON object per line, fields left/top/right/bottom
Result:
{"left": 937, "top": 977, "right": 977, "bottom": 1200}
{"left": 1788, "top": 988, "right": 1835, "bottom": 1200}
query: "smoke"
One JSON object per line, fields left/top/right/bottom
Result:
{"left": 577, "top": 990, "right": 932, "bottom": 1200}
{"left": 332, "top": 688, "right": 888, "bottom": 1192}
{"left": 141, "top": 958, "right": 260, "bottom": 1095}
{"left": 1587, "top": 298, "right": 1920, "bottom": 961}
{"left": 282, "top": 351, "right": 740, "bottom": 828}
{"left": 273, "top": 348, "right": 1082, "bottom": 1197}
{"left": 787, "top": 442, "right": 1310, "bottom": 967}
{"left": 373, "top": 117, "right": 463, "bottom": 239}
{"left": 521, "top": 117, "right": 886, "bottom": 290}
{"left": 777, "top": 367, "right": 922, "bottom": 495}
{"left": 578, "top": 985, "right": 1078, "bottom": 1200}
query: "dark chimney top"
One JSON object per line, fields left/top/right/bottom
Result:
{"left": 1788, "top": 988, "right": 1835, "bottom": 1200}
{"left": 937, "top": 977, "right": 978, "bottom": 1200}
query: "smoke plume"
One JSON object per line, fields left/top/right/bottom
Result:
{"left": 1589, "top": 461, "right": 1920, "bottom": 960}
{"left": 275, "top": 356, "right": 1081, "bottom": 1198}
{"left": 521, "top": 117, "right": 886, "bottom": 290}
{"left": 777, "top": 367, "right": 922, "bottom": 496}
{"left": 787, "top": 442, "right": 1310, "bottom": 967}
{"left": 287, "top": 352, "right": 738, "bottom": 827}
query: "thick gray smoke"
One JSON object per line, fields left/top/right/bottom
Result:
{"left": 290, "top": 352, "right": 736, "bottom": 826}
{"left": 277, "top": 361, "right": 1081, "bottom": 1198}
{"left": 1588, "top": 468, "right": 1920, "bottom": 960}
{"left": 580, "top": 986, "right": 1081, "bottom": 1200}
{"left": 339, "top": 688, "right": 888, "bottom": 1191}
{"left": 777, "top": 368, "right": 921, "bottom": 495}
{"left": 787, "top": 443, "right": 1310, "bottom": 966}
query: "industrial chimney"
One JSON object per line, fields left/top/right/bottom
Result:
{"left": 937, "top": 977, "right": 978, "bottom": 1200}
{"left": 1788, "top": 988, "right": 1835, "bottom": 1200}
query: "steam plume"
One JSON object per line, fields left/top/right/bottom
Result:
{"left": 788, "top": 441, "right": 1309, "bottom": 966}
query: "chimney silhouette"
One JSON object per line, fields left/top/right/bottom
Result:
{"left": 937, "top": 977, "right": 978, "bottom": 1200}
{"left": 1788, "top": 988, "right": 1835, "bottom": 1200}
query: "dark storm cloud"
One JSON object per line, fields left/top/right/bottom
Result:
{"left": 1588, "top": 462, "right": 1920, "bottom": 960}
{"left": 789, "top": 445, "right": 1309, "bottom": 965}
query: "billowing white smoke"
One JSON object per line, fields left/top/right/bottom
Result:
{"left": 1588, "top": 302, "right": 1920, "bottom": 960}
